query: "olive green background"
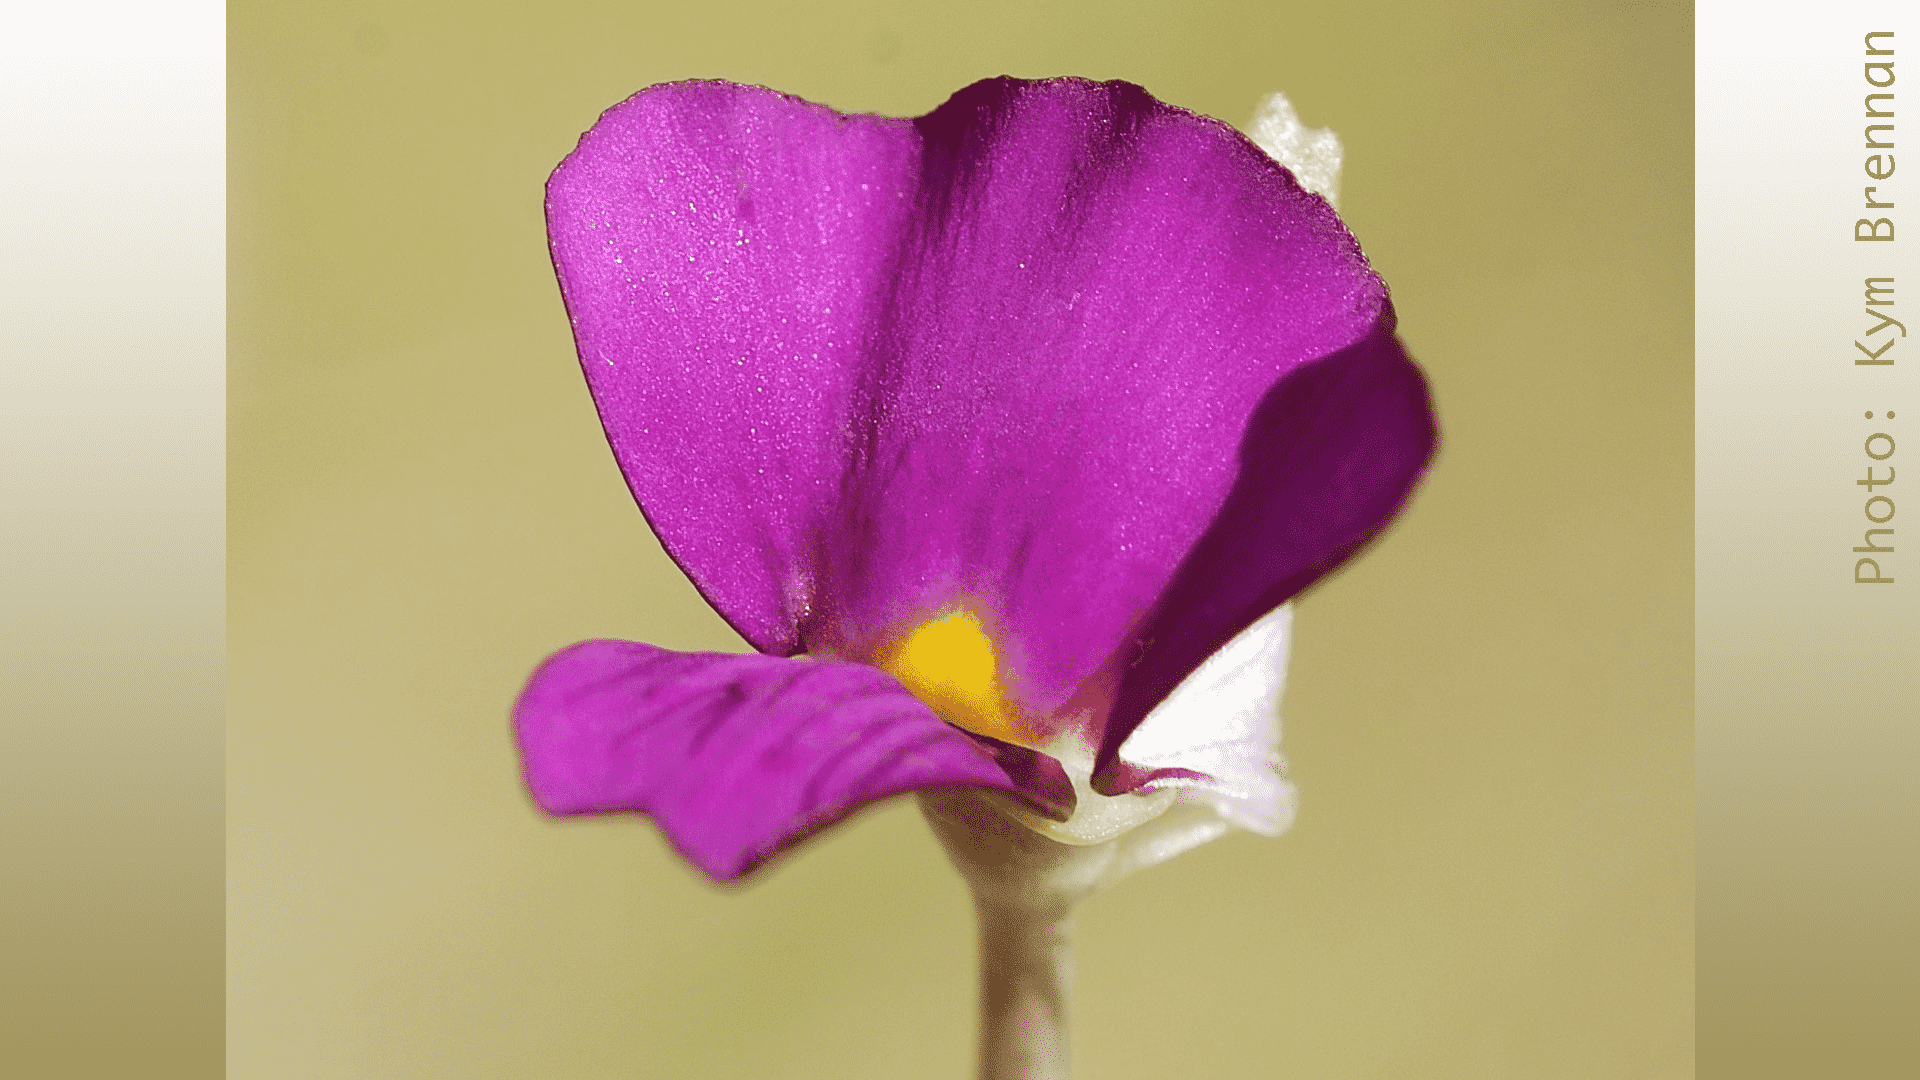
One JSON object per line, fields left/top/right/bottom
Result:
{"left": 225, "top": 2, "right": 1692, "bottom": 1077}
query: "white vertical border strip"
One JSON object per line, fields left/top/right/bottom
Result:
{"left": 0, "top": 2, "right": 225, "bottom": 1074}
{"left": 1698, "top": 3, "right": 1917, "bottom": 1075}
{"left": 0, "top": 3, "right": 226, "bottom": 512}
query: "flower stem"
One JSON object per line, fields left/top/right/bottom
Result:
{"left": 974, "top": 900, "right": 1073, "bottom": 1080}
{"left": 920, "top": 789, "right": 1107, "bottom": 1080}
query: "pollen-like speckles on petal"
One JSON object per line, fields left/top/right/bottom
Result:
{"left": 879, "top": 611, "right": 1032, "bottom": 747}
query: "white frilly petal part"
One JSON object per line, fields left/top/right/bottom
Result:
{"left": 948, "top": 603, "right": 1298, "bottom": 894}
{"left": 1246, "top": 92, "right": 1342, "bottom": 209}
{"left": 1097, "top": 800, "right": 1234, "bottom": 886}
{"left": 1117, "top": 602, "right": 1299, "bottom": 837}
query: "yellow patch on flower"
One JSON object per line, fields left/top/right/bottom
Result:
{"left": 880, "top": 611, "right": 1030, "bottom": 746}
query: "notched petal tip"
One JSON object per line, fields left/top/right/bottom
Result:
{"left": 962, "top": 733, "right": 1077, "bottom": 822}
{"left": 973, "top": 728, "right": 1182, "bottom": 847}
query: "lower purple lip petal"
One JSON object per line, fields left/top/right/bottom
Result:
{"left": 513, "top": 640, "right": 1070, "bottom": 882}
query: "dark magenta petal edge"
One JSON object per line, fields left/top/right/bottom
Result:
{"left": 514, "top": 641, "right": 1074, "bottom": 883}
{"left": 1095, "top": 303, "right": 1439, "bottom": 792}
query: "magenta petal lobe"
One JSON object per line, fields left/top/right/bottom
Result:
{"left": 514, "top": 641, "right": 1041, "bottom": 882}
{"left": 548, "top": 77, "right": 1415, "bottom": 738}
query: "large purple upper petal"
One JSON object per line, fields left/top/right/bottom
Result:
{"left": 515, "top": 642, "right": 1073, "bottom": 882}
{"left": 546, "top": 76, "right": 1429, "bottom": 742}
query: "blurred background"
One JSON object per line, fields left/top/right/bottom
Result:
{"left": 229, "top": 2, "right": 1692, "bottom": 1077}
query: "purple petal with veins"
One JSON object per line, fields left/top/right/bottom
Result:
{"left": 516, "top": 641, "right": 1072, "bottom": 882}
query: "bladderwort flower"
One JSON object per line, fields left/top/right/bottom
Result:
{"left": 516, "top": 76, "right": 1436, "bottom": 1079}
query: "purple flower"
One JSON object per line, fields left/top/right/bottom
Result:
{"left": 515, "top": 77, "right": 1436, "bottom": 885}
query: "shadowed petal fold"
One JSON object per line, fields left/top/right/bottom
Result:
{"left": 515, "top": 641, "right": 1073, "bottom": 882}
{"left": 1095, "top": 306, "right": 1438, "bottom": 788}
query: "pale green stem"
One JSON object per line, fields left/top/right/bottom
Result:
{"left": 921, "top": 789, "right": 1112, "bottom": 1080}
{"left": 974, "top": 900, "right": 1073, "bottom": 1080}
